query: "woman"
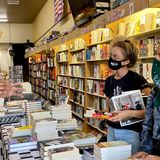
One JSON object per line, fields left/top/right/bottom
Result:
{"left": 104, "top": 37, "right": 151, "bottom": 154}
{"left": 130, "top": 44, "right": 160, "bottom": 160}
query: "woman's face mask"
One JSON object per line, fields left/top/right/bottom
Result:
{"left": 108, "top": 57, "right": 126, "bottom": 70}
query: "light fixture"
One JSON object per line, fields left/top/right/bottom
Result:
{"left": 0, "top": 18, "right": 8, "bottom": 22}
{"left": 0, "top": 13, "right": 7, "bottom": 19}
{"left": 7, "top": 0, "right": 20, "bottom": 5}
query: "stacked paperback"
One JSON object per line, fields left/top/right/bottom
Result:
{"left": 8, "top": 149, "right": 41, "bottom": 160}
{"left": 60, "top": 130, "right": 96, "bottom": 147}
{"left": 24, "top": 101, "right": 42, "bottom": 125}
{"left": 8, "top": 136, "right": 37, "bottom": 153}
{"left": 48, "top": 104, "right": 72, "bottom": 120}
{"left": 57, "top": 119, "right": 78, "bottom": 130}
{"left": 9, "top": 125, "right": 33, "bottom": 137}
{"left": 94, "top": 141, "right": 131, "bottom": 160}
{"left": 33, "top": 118, "right": 58, "bottom": 141}
{"left": 39, "top": 138, "right": 81, "bottom": 160}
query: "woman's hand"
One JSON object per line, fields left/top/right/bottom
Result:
{"left": 130, "top": 151, "right": 148, "bottom": 160}
{"left": 144, "top": 155, "right": 160, "bottom": 160}
{"left": 0, "top": 80, "right": 23, "bottom": 98}
{"left": 108, "top": 110, "right": 132, "bottom": 122}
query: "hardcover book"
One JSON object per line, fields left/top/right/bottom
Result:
{"left": 110, "top": 90, "right": 145, "bottom": 127}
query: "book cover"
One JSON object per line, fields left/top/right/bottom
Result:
{"left": 110, "top": 90, "right": 145, "bottom": 127}
{"left": 9, "top": 136, "right": 37, "bottom": 149}
{"left": 40, "top": 138, "right": 74, "bottom": 151}
{"left": 139, "top": 39, "right": 148, "bottom": 57}
{"left": 156, "top": 11, "right": 160, "bottom": 28}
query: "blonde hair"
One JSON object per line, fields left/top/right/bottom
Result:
{"left": 110, "top": 36, "right": 139, "bottom": 68}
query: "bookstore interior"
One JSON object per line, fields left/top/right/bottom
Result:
{"left": 0, "top": 0, "right": 160, "bottom": 159}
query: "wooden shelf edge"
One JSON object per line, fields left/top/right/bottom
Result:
{"left": 69, "top": 99, "right": 85, "bottom": 107}
{"left": 86, "top": 92, "right": 106, "bottom": 98}
{"left": 87, "top": 38, "right": 113, "bottom": 47}
{"left": 87, "top": 122, "right": 107, "bottom": 134}
{"left": 72, "top": 111, "right": 84, "bottom": 120}
{"left": 86, "top": 77, "right": 106, "bottom": 81}
{"left": 70, "top": 48, "right": 85, "bottom": 53}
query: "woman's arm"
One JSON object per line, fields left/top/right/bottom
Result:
{"left": 142, "top": 87, "right": 151, "bottom": 96}
{"left": 109, "top": 109, "right": 145, "bottom": 122}
{"left": 0, "top": 80, "right": 23, "bottom": 98}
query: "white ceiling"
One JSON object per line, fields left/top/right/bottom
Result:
{"left": 0, "top": 0, "right": 47, "bottom": 23}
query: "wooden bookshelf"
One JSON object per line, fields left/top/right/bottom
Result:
{"left": 26, "top": 0, "right": 160, "bottom": 135}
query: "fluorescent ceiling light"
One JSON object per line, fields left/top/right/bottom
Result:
{"left": 0, "top": 18, "right": 8, "bottom": 22}
{"left": 7, "top": 0, "right": 20, "bottom": 5}
{"left": 0, "top": 14, "right": 7, "bottom": 19}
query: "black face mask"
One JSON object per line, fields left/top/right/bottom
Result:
{"left": 108, "top": 57, "right": 126, "bottom": 70}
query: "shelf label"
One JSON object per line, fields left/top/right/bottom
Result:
{"left": 129, "top": 2, "right": 135, "bottom": 15}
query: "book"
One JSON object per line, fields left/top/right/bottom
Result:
{"left": 48, "top": 146, "right": 81, "bottom": 160}
{"left": 110, "top": 90, "right": 145, "bottom": 127}
{"left": 94, "top": 141, "right": 131, "bottom": 160}
{"left": 9, "top": 136, "right": 37, "bottom": 149}
{"left": 21, "top": 82, "right": 32, "bottom": 94}
{"left": 40, "top": 138, "right": 74, "bottom": 151}
{"left": 156, "top": 11, "right": 160, "bottom": 28}
{"left": 11, "top": 126, "right": 33, "bottom": 137}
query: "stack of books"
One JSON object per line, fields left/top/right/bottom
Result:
{"left": 33, "top": 118, "right": 58, "bottom": 141}
{"left": 39, "top": 138, "right": 76, "bottom": 160}
{"left": 6, "top": 102, "right": 24, "bottom": 113}
{"left": 48, "top": 146, "right": 81, "bottom": 160}
{"left": 48, "top": 104, "right": 72, "bottom": 120}
{"left": 8, "top": 149, "right": 41, "bottom": 160}
{"left": 30, "top": 110, "right": 51, "bottom": 122}
{"left": 24, "top": 101, "right": 42, "bottom": 125}
{"left": 60, "top": 130, "right": 96, "bottom": 147}
{"left": 57, "top": 119, "right": 78, "bottom": 130}
{"left": 94, "top": 141, "right": 131, "bottom": 160}
{"left": 9, "top": 65, "right": 23, "bottom": 83}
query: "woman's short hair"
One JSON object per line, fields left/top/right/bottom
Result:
{"left": 110, "top": 36, "right": 139, "bottom": 68}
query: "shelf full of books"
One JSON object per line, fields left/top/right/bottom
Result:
{"left": 28, "top": 49, "right": 56, "bottom": 104}
{"left": 69, "top": 39, "right": 86, "bottom": 122}
{"left": 56, "top": 44, "right": 69, "bottom": 101}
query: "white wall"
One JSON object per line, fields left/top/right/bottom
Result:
{"left": 10, "top": 24, "right": 33, "bottom": 43}
{"left": 0, "top": 23, "right": 33, "bottom": 43}
{"left": 32, "top": 0, "right": 54, "bottom": 42}
{"left": 0, "top": 44, "right": 11, "bottom": 74}
{"left": 32, "top": 0, "right": 74, "bottom": 43}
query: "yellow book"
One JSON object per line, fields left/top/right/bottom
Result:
{"left": 15, "top": 126, "right": 33, "bottom": 130}
{"left": 117, "top": 23, "right": 126, "bottom": 36}
{"left": 145, "top": 13, "right": 154, "bottom": 31}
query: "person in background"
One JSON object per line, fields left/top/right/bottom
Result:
{"left": 104, "top": 36, "right": 151, "bottom": 154}
{"left": 0, "top": 80, "right": 23, "bottom": 98}
{"left": 130, "top": 45, "right": 160, "bottom": 160}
